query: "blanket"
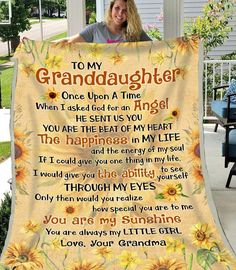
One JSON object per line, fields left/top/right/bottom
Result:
{"left": 1, "top": 37, "right": 236, "bottom": 270}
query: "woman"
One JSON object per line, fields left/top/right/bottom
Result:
{"left": 65, "top": 0, "right": 151, "bottom": 43}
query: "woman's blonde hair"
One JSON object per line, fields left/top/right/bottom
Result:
{"left": 105, "top": 0, "right": 143, "bottom": 41}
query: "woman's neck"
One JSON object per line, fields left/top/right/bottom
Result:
{"left": 107, "top": 22, "right": 123, "bottom": 35}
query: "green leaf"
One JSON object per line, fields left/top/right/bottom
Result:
{"left": 197, "top": 249, "right": 217, "bottom": 269}
{"left": 176, "top": 183, "right": 183, "bottom": 191}
{"left": 155, "top": 193, "right": 165, "bottom": 199}
{"left": 164, "top": 116, "right": 173, "bottom": 121}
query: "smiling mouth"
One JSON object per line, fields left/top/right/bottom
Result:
{"left": 115, "top": 17, "right": 124, "bottom": 22}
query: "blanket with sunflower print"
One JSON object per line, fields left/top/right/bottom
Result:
{"left": 0, "top": 37, "right": 236, "bottom": 270}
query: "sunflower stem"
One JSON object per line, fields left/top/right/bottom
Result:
{"left": 144, "top": 251, "right": 148, "bottom": 259}
{"left": 174, "top": 49, "right": 178, "bottom": 67}
{"left": 35, "top": 232, "right": 41, "bottom": 248}
{"left": 32, "top": 41, "right": 45, "bottom": 67}
{"left": 182, "top": 247, "right": 186, "bottom": 262}
{"left": 41, "top": 250, "right": 60, "bottom": 270}
{"left": 188, "top": 253, "right": 193, "bottom": 270}
{"left": 101, "top": 256, "right": 107, "bottom": 266}
{"left": 62, "top": 249, "right": 69, "bottom": 270}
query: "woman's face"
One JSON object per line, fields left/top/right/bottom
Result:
{"left": 111, "top": 0, "right": 127, "bottom": 27}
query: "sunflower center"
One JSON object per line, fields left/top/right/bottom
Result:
{"left": 15, "top": 143, "right": 23, "bottom": 159}
{"left": 168, "top": 188, "right": 177, "bottom": 195}
{"left": 158, "top": 266, "right": 168, "bottom": 270}
{"left": 172, "top": 110, "right": 178, "bottom": 117}
{"left": 128, "top": 258, "right": 135, "bottom": 264}
{"left": 66, "top": 206, "right": 75, "bottom": 214}
{"left": 49, "top": 92, "right": 57, "bottom": 99}
{"left": 27, "top": 223, "right": 36, "bottom": 230}
{"left": 194, "top": 143, "right": 200, "bottom": 157}
{"left": 18, "top": 254, "right": 28, "bottom": 263}
{"left": 195, "top": 230, "right": 206, "bottom": 241}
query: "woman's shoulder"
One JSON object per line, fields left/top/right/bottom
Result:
{"left": 80, "top": 21, "right": 109, "bottom": 43}
{"left": 81, "top": 22, "right": 105, "bottom": 36}
{"left": 85, "top": 22, "right": 106, "bottom": 30}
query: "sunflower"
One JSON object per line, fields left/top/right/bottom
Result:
{"left": 190, "top": 129, "right": 199, "bottom": 140}
{"left": 162, "top": 183, "right": 183, "bottom": 202}
{"left": 45, "top": 55, "right": 62, "bottom": 69}
{"left": 87, "top": 44, "right": 103, "bottom": 59}
{"left": 171, "top": 108, "right": 180, "bottom": 119}
{"left": 188, "top": 139, "right": 200, "bottom": 161}
{"left": 174, "top": 36, "right": 199, "bottom": 55}
{"left": 14, "top": 128, "right": 27, "bottom": 141}
{"left": 151, "top": 52, "right": 166, "bottom": 65}
{"left": 16, "top": 166, "right": 28, "bottom": 183}
{"left": 45, "top": 87, "right": 60, "bottom": 102}
{"left": 191, "top": 223, "right": 214, "bottom": 249}
{"left": 110, "top": 52, "right": 126, "bottom": 65}
{"left": 49, "top": 237, "right": 62, "bottom": 250}
{"left": 164, "top": 108, "right": 180, "bottom": 121}
{"left": 145, "top": 257, "right": 186, "bottom": 270}
{"left": 177, "top": 66, "right": 189, "bottom": 80}
{"left": 14, "top": 140, "right": 28, "bottom": 163}
{"left": 19, "top": 63, "right": 36, "bottom": 77}
{"left": 213, "top": 249, "right": 235, "bottom": 267}
{"left": 64, "top": 204, "right": 78, "bottom": 216}
{"left": 93, "top": 247, "right": 112, "bottom": 260}
{"left": 119, "top": 250, "right": 141, "bottom": 269}
{"left": 166, "top": 237, "right": 185, "bottom": 253}
{"left": 52, "top": 40, "right": 78, "bottom": 52}
{"left": 67, "top": 260, "right": 104, "bottom": 270}
{"left": 21, "top": 220, "right": 40, "bottom": 235}
{"left": 192, "top": 165, "right": 204, "bottom": 183}
{"left": 4, "top": 242, "right": 43, "bottom": 270}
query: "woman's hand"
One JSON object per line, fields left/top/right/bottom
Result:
{"left": 53, "top": 34, "right": 86, "bottom": 44}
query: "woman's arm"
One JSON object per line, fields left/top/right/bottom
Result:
{"left": 55, "top": 23, "right": 98, "bottom": 43}
{"left": 55, "top": 34, "right": 86, "bottom": 43}
{"left": 67, "top": 34, "right": 86, "bottom": 43}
